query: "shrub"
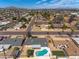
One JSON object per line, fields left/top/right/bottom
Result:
{"left": 27, "top": 49, "right": 34, "bottom": 57}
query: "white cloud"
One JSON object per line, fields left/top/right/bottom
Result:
{"left": 35, "top": 0, "right": 79, "bottom": 8}
{"left": 36, "top": 1, "right": 41, "bottom": 4}
{"left": 36, "top": 0, "right": 47, "bottom": 5}
{"left": 42, "top": 0, "right": 47, "bottom": 2}
{"left": 50, "top": 0, "right": 61, "bottom": 4}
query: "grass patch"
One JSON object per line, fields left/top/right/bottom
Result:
{"left": 52, "top": 51, "right": 65, "bottom": 57}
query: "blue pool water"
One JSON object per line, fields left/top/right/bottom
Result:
{"left": 36, "top": 49, "right": 48, "bottom": 56}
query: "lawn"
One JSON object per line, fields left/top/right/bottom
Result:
{"left": 52, "top": 51, "right": 65, "bottom": 57}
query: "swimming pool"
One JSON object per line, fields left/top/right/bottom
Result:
{"left": 35, "top": 49, "right": 48, "bottom": 56}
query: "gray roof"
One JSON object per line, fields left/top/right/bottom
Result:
{"left": 0, "top": 38, "right": 23, "bottom": 46}
{"left": 24, "top": 38, "right": 48, "bottom": 47}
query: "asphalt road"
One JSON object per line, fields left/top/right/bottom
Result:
{"left": 0, "top": 31, "right": 26, "bottom": 35}
{"left": 31, "top": 31, "right": 79, "bottom": 35}
{"left": 35, "top": 21, "right": 49, "bottom": 25}
{"left": 0, "top": 31, "right": 79, "bottom": 35}
{"left": 0, "top": 15, "right": 79, "bottom": 35}
{"left": 26, "top": 16, "right": 36, "bottom": 34}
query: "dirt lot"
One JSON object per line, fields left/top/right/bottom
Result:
{"left": 49, "top": 35, "right": 79, "bottom": 56}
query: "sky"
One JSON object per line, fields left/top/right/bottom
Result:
{"left": 0, "top": 0, "right": 79, "bottom": 9}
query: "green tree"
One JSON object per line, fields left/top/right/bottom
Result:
{"left": 29, "top": 12, "right": 34, "bottom": 16}
{"left": 53, "top": 15, "right": 64, "bottom": 24}
{"left": 71, "top": 28, "right": 75, "bottom": 34}
{"left": 19, "top": 17, "right": 28, "bottom": 23}
{"left": 20, "top": 24, "right": 27, "bottom": 29}
{"left": 12, "top": 17, "right": 17, "bottom": 20}
{"left": 27, "top": 49, "right": 34, "bottom": 57}
{"left": 27, "top": 32, "right": 32, "bottom": 38}
{"left": 48, "top": 21, "right": 54, "bottom": 29}
{"left": 62, "top": 23, "right": 68, "bottom": 32}
{"left": 42, "top": 12, "right": 50, "bottom": 20}
{"left": 14, "top": 47, "right": 19, "bottom": 51}
{"left": 13, "top": 47, "right": 20, "bottom": 59}
{"left": 68, "top": 15, "right": 76, "bottom": 23}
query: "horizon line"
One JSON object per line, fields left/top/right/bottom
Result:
{"left": 0, "top": 6, "right": 79, "bottom": 10}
